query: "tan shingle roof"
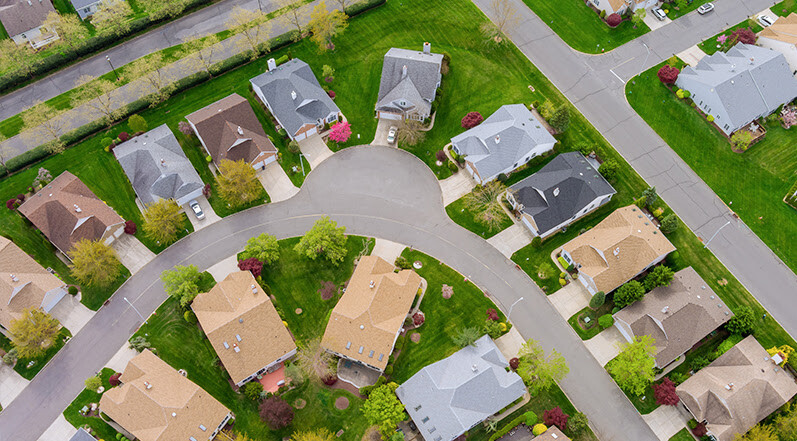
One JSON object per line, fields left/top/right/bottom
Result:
{"left": 534, "top": 426, "right": 571, "bottom": 441}
{"left": 18, "top": 171, "right": 124, "bottom": 256}
{"left": 191, "top": 271, "right": 296, "bottom": 385}
{"left": 676, "top": 336, "right": 797, "bottom": 441}
{"left": 100, "top": 350, "right": 231, "bottom": 441}
{"left": 0, "top": 0, "right": 55, "bottom": 37}
{"left": 321, "top": 256, "right": 421, "bottom": 371}
{"left": 614, "top": 267, "right": 733, "bottom": 367}
{"left": 0, "top": 236, "right": 66, "bottom": 329}
{"left": 759, "top": 13, "right": 797, "bottom": 45}
{"left": 561, "top": 205, "right": 675, "bottom": 293}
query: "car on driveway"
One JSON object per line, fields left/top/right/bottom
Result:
{"left": 189, "top": 200, "right": 205, "bottom": 220}
{"left": 757, "top": 14, "right": 775, "bottom": 27}
{"left": 387, "top": 126, "right": 397, "bottom": 144}
{"left": 697, "top": 3, "right": 714, "bottom": 14}
{"left": 652, "top": 7, "right": 667, "bottom": 20}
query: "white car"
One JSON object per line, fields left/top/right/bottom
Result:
{"left": 757, "top": 14, "right": 775, "bottom": 27}
{"left": 697, "top": 3, "right": 714, "bottom": 14}
{"left": 652, "top": 7, "right": 667, "bottom": 21}
{"left": 189, "top": 200, "right": 205, "bottom": 220}
{"left": 387, "top": 126, "right": 397, "bottom": 144}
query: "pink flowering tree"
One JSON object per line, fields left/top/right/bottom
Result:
{"left": 781, "top": 107, "right": 797, "bottom": 129}
{"left": 328, "top": 121, "right": 351, "bottom": 145}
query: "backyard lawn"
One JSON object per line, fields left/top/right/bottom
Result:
{"left": 63, "top": 368, "right": 121, "bottom": 441}
{"left": 445, "top": 196, "right": 513, "bottom": 239}
{"left": 0, "top": 328, "right": 72, "bottom": 380}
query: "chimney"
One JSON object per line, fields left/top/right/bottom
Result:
{"left": 74, "top": 204, "right": 82, "bottom": 213}
{"left": 750, "top": 57, "right": 755, "bottom": 64}
{"left": 494, "top": 135, "right": 500, "bottom": 144}
{"left": 661, "top": 306, "right": 670, "bottom": 314}
{"left": 423, "top": 42, "right": 431, "bottom": 54}
{"left": 144, "top": 381, "right": 152, "bottom": 390}
{"left": 401, "top": 65, "right": 408, "bottom": 78}
{"left": 233, "top": 343, "right": 240, "bottom": 353}
{"left": 291, "top": 90, "right": 297, "bottom": 100}
{"left": 613, "top": 247, "right": 620, "bottom": 257}
{"left": 369, "top": 280, "right": 375, "bottom": 288}
{"left": 267, "top": 58, "right": 277, "bottom": 71}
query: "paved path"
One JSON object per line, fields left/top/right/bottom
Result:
{"left": 0, "top": 146, "right": 656, "bottom": 441}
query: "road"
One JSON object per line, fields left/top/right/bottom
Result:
{"left": 0, "top": 146, "right": 656, "bottom": 441}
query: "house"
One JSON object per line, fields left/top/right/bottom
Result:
{"left": 534, "top": 427, "right": 570, "bottom": 441}
{"left": 560, "top": 205, "right": 675, "bottom": 295}
{"left": 185, "top": 94, "right": 277, "bottom": 170}
{"left": 451, "top": 104, "right": 557, "bottom": 184}
{"left": 18, "top": 171, "right": 125, "bottom": 257}
{"left": 70, "top": 0, "right": 106, "bottom": 20}
{"left": 614, "top": 267, "right": 733, "bottom": 369}
{"left": 250, "top": 58, "right": 341, "bottom": 141}
{"left": 0, "top": 0, "right": 59, "bottom": 48}
{"left": 375, "top": 43, "right": 443, "bottom": 121}
{"left": 114, "top": 125, "right": 204, "bottom": 207}
{"left": 0, "top": 236, "right": 67, "bottom": 330}
{"left": 587, "top": 0, "right": 657, "bottom": 17}
{"left": 675, "top": 43, "right": 797, "bottom": 136}
{"left": 676, "top": 336, "right": 797, "bottom": 441}
{"left": 508, "top": 152, "right": 616, "bottom": 238}
{"left": 757, "top": 14, "right": 797, "bottom": 73}
{"left": 321, "top": 255, "right": 421, "bottom": 372}
{"left": 191, "top": 271, "right": 297, "bottom": 387}
{"left": 396, "top": 335, "right": 526, "bottom": 441}
{"left": 100, "top": 349, "right": 233, "bottom": 441}
{"left": 69, "top": 428, "right": 98, "bottom": 441}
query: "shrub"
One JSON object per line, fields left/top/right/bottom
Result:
{"left": 243, "top": 381, "right": 264, "bottom": 400}
{"left": 599, "top": 9, "right": 606, "bottom": 18}
{"left": 690, "top": 356, "right": 710, "bottom": 371}
{"left": 692, "top": 422, "right": 707, "bottom": 437}
{"left": 68, "top": 286, "right": 78, "bottom": 295}
{"left": 483, "top": 319, "right": 504, "bottom": 339}
{"left": 394, "top": 256, "right": 412, "bottom": 269}
{"left": 259, "top": 396, "right": 293, "bottom": 428}
{"left": 461, "top": 111, "right": 483, "bottom": 128}
{"left": 322, "top": 375, "right": 337, "bottom": 386}
{"left": 715, "top": 334, "right": 743, "bottom": 357}
{"left": 524, "top": 411, "right": 538, "bottom": 427}
{"left": 496, "top": 173, "right": 508, "bottom": 183}
{"left": 6, "top": 198, "right": 18, "bottom": 210}
{"left": 676, "top": 89, "right": 685, "bottom": 99}
{"left": 726, "top": 306, "right": 755, "bottom": 335}
{"left": 412, "top": 312, "right": 425, "bottom": 326}
{"left": 327, "top": 90, "right": 336, "bottom": 98}
{"left": 614, "top": 281, "right": 645, "bottom": 308}
{"left": 448, "top": 161, "right": 458, "bottom": 172}
{"left": 118, "top": 132, "right": 130, "bottom": 142}
{"left": 509, "top": 357, "right": 520, "bottom": 370}
{"left": 543, "top": 407, "right": 568, "bottom": 431}
{"left": 657, "top": 65, "right": 680, "bottom": 84}
{"left": 287, "top": 140, "right": 301, "bottom": 154}
{"left": 707, "top": 115, "right": 714, "bottom": 122}
{"left": 598, "top": 160, "right": 620, "bottom": 181}
{"left": 435, "top": 150, "right": 448, "bottom": 162}
{"left": 202, "top": 183, "right": 211, "bottom": 198}
{"left": 85, "top": 376, "right": 102, "bottom": 391}
{"left": 653, "top": 207, "right": 664, "bottom": 218}
{"left": 598, "top": 314, "right": 614, "bottom": 329}
{"left": 660, "top": 214, "right": 678, "bottom": 234}
{"left": 486, "top": 308, "right": 500, "bottom": 321}
{"left": 128, "top": 115, "right": 148, "bottom": 133}
{"left": 558, "top": 278, "right": 566, "bottom": 287}
{"left": 183, "top": 310, "right": 197, "bottom": 324}
{"left": 589, "top": 291, "right": 605, "bottom": 309}
{"left": 568, "top": 412, "right": 589, "bottom": 435}
{"left": 531, "top": 236, "right": 542, "bottom": 248}
{"left": 606, "top": 13, "right": 622, "bottom": 27}
{"left": 729, "top": 28, "right": 757, "bottom": 46}
{"left": 124, "top": 220, "right": 137, "bottom": 235}
{"left": 670, "top": 372, "right": 688, "bottom": 385}
{"left": 109, "top": 372, "right": 121, "bottom": 386}
{"left": 654, "top": 378, "right": 680, "bottom": 406}
{"left": 687, "top": 419, "right": 698, "bottom": 430}
{"left": 533, "top": 424, "right": 547, "bottom": 436}
{"left": 238, "top": 257, "right": 263, "bottom": 278}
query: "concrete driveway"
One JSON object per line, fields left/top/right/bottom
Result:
{"left": 182, "top": 196, "right": 221, "bottom": 232}
{"left": 676, "top": 44, "right": 707, "bottom": 67}
{"left": 105, "top": 342, "right": 139, "bottom": 374}
{"left": 49, "top": 294, "right": 94, "bottom": 335}
{"left": 298, "top": 134, "right": 334, "bottom": 168}
{"left": 643, "top": 9, "right": 671, "bottom": 31}
{"left": 439, "top": 171, "right": 475, "bottom": 206}
{"left": 206, "top": 255, "right": 238, "bottom": 282}
{"left": 111, "top": 234, "right": 156, "bottom": 274}
{"left": 642, "top": 404, "right": 691, "bottom": 441}
{"left": 495, "top": 327, "right": 526, "bottom": 360}
{"left": 548, "top": 281, "right": 591, "bottom": 319}
{"left": 584, "top": 326, "right": 624, "bottom": 367}
{"left": 486, "top": 224, "right": 531, "bottom": 258}
{"left": 36, "top": 414, "right": 76, "bottom": 441}
{"left": 257, "top": 162, "right": 300, "bottom": 202}
{"left": 372, "top": 119, "right": 397, "bottom": 146}
{"left": 371, "top": 238, "right": 406, "bottom": 264}
{"left": 0, "top": 364, "right": 29, "bottom": 409}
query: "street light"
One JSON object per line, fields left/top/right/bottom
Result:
{"left": 256, "top": 0, "right": 262, "bottom": 11}
{"left": 123, "top": 296, "right": 145, "bottom": 323}
{"left": 299, "top": 153, "right": 306, "bottom": 176}
{"left": 704, "top": 220, "right": 731, "bottom": 248}
{"left": 638, "top": 43, "right": 651, "bottom": 78}
{"left": 508, "top": 297, "right": 524, "bottom": 318}
{"left": 106, "top": 55, "right": 119, "bottom": 81}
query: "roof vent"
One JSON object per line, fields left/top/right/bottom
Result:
{"left": 750, "top": 57, "right": 755, "bottom": 64}
{"left": 553, "top": 188, "right": 560, "bottom": 197}
{"left": 74, "top": 204, "right": 82, "bottom": 213}
{"left": 223, "top": 341, "right": 230, "bottom": 349}
{"left": 661, "top": 306, "right": 669, "bottom": 314}
{"left": 160, "top": 159, "right": 166, "bottom": 167}
{"left": 291, "top": 90, "right": 297, "bottom": 100}
{"left": 613, "top": 247, "right": 620, "bottom": 257}
{"left": 237, "top": 126, "right": 244, "bottom": 136}
{"left": 369, "top": 281, "right": 375, "bottom": 288}
{"left": 10, "top": 274, "right": 18, "bottom": 282}
{"left": 239, "top": 318, "right": 244, "bottom": 323}
{"left": 171, "top": 412, "right": 177, "bottom": 417}
{"left": 144, "top": 381, "right": 152, "bottom": 390}
{"left": 199, "top": 424, "right": 207, "bottom": 432}
{"left": 725, "top": 383, "right": 734, "bottom": 390}
{"left": 471, "top": 364, "right": 478, "bottom": 372}
{"left": 552, "top": 435, "right": 558, "bottom": 439}
{"left": 360, "top": 325, "right": 365, "bottom": 330}
{"left": 346, "top": 341, "right": 352, "bottom": 349}
{"left": 494, "top": 135, "right": 500, "bottom": 144}
{"left": 233, "top": 343, "right": 240, "bottom": 353}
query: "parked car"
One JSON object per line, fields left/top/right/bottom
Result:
{"left": 757, "top": 14, "right": 775, "bottom": 27}
{"left": 652, "top": 7, "right": 667, "bottom": 21}
{"left": 387, "top": 126, "right": 397, "bottom": 144}
{"left": 697, "top": 3, "right": 714, "bottom": 14}
{"left": 189, "top": 200, "right": 205, "bottom": 220}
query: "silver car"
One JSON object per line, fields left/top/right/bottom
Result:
{"left": 189, "top": 200, "right": 205, "bottom": 220}
{"left": 697, "top": 3, "right": 714, "bottom": 14}
{"left": 387, "top": 126, "right": 397, "bottom": 144}
{"left": 652, "top": 7, "right": 667, "bottom": 21}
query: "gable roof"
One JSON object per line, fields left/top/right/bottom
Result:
{"left": 376, "top": 47, "right": 443, "bottom": 116}
{"left": 758, "top": 13, "right": 797, "bottom": 45}
{"left": 185, "top": 94, "right": 277, "bottom": 166}
{"left": 676, "top": 336, "right": 797, "bottom": 441}
{"left": 18, "top": 171, "right": 124, "bottom": 256}
{"left": 0, "top": 236, "right": 65, "bottom": 329}
{"left": 452, "top": 105, "right": 557, "bottom": 180}
{"left": 114, "top": 124, "right": 204, "bottom": 206}
{"left": 510, "top": 152, "right": 616, "bottom": 234}
{"left": 0, "top": 0, "right": 55, "bottom": 37}
{"left": 396, "top": 335, "right": 526, "bottom": 441}
{"left": 561, "top": 205, "right": 675, "bottom": 293}
{"left": 321, "top": 256, "right": 421, "bottom": 371}
{"left": 191, "top": 271, "right": 296, "bottom": 385}
{"left": 249, "top": 59, "right": 341, "bottom": 136}
{"left": 614, "top": 267, "right": 733, "bottom": 367}
{"left": 100, "top": 350, "right": 231, "bottom": 441}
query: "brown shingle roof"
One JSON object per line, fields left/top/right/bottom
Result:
{"left": 614, "top": 267, "right": 733, "bottom": 367}
{"left": 534, "top": 426, "right": 571, "bottom": 441}
{"left": 759, "top": 13, "right": 797, "bottom": 45}
{"left": 184, "top": 94, "right": 277, "bottom": 167}
{"left": 100, "top": 350, "right": 231, "bottom": 441}
{"left": 322, "top": 256, "right": 421, "bottom": 371}
{"left": 561, "top": 205, "right": 675, "bottom": 293}
{"left": 191, "top": 271, "right": 296, "bottom": 385}
{"left": 0, "top": 0, "right": 55, "bottom": 37}
{"left": 18, "top": 171, "right": 124, "bottom": 256}
{"left": 0, "top": 236, "right": 66, "bottom": 329}
{"left": 676, "top": 336, "right": 797, "bottom": 441}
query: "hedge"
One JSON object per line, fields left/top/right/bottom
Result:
{"left": 345, "top": 0, "right": 387, "bottom": 17}
{"left": 488, "top": 412, "right": 537, "bottom": 441}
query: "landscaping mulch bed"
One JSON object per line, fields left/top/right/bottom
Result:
{"left": 334, "top": 396, "right": 350, "bottom": 410}
{"left": 318, "top": 281, "right": 336, "bottom": 300}
{"left": 293, "top": 398, "right": 306, "bottom": 409}
{"left": 410, "top": 332, "right": 421, "bottom": 343}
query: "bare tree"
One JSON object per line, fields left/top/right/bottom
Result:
{"left": 491, "top": 0, "right": 519, "bottom": 37}
{"left": 72, "top": 75, "right": 124, "bottom": 125}
{"left": 332, "top": 0, "right": 352, "bottom": 13}
{"left": 92, "top": 0, "right": 134, "bottom": 36}
{"left": 397, "top": 119, "right": 426, "bottom": 146}
{"left": 42, "top": 11, "right": 89, "bottom": 50}
{"left": 275, "top": 0, "right": 310, "bottom": 40}
{"left": 138, "top": 0, "right": 188, "bottom": 20}
{"left": 127, "top": 53, "right": 177, "bottom": 105}
{"left": 21, "top": 102, "right": 70, "bottom": 154}
{"left": 464, "top": 181, "right": 508, "bottom": 231}
{"left": 181, "top": 34, "right": 221, "bottom": 77}
{"left": 227, "top": 6, "right": 272, "bottom": 60}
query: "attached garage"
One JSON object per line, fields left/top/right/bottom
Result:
{"left": 294, "top": 126, "right": 317, "bottom": 141}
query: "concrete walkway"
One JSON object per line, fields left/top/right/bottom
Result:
{"left": 584, "top": 326, "right": 624, "bottom": 367}
{"left": 486, "top": 224, "right": 532, "bottom": 259}
{"left": 183, "top": 196, "right": 222, "bottom": 232}
{"left": 0, "top": 364, "right": 29, "bottom": 409}
{"left": 439, "top": 171, "right": 475, "bottom": 206}
{"left": 111, "top": 234, "right": 156, "bottom": 274}
{"left": 642, "top": 405, "right": 690, "bottom": 441}
{"left": 298, "top": 134, "right": 334, "bottom": 168}
{"left": 258, "top": 162, "right": 300, "bottom": 202}
{"left": 49, "top": 293, "right": 94, "bottom": 335}
{"left": 371, "top": 238, "right": 406, "bottom": 264}
{"left": 548, "top": 282, "right": 591, "bottom": 319}
{"left": 105, "top": 342, "right": 139, "bottom": 374}
{"left": 36, "top": 414, "right": 76, "bottom": 441}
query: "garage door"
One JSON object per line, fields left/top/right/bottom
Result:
{"left": 295, "top": 126, "right": 318, "bottom": 142}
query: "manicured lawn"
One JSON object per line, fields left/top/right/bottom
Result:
{"left": 786, "top": 180, "right": 797, "bottom": 210}
{"left": 63, "top": 368, "right": 121, "bottom": 440}
{"left": 697, "top": 20, "right": 763, "bottom": 55}
{"left": 605, "top": 355, "right": 659, "bottom": 415}
{"left": 0, "top": 327, "right": 72, "bottom": 380}
{"left": 669, "top": 428, "right": 694, "bottom": 441}
{"left": 663, "top": 0, "right": 712, "bottom": 20}
{"left": 520, "top": 0, "right": 649, "bottom": 53}
{"left": 445, "top": 196, "right": 513, "bottom": 239}
{"left": 567, "top": 301, "right": 615, "bottom": 341}
{"left": 0, "top": 21, "right": 8, "bottom": 40}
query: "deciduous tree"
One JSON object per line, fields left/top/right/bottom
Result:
{"left": 729, "top": 28, "right": 757, "bottom": 46}
{"left": 70, "top": 239, "right": 123, "bottom": 287}
{"left": 491, "top": 0, "right": 519, "bottom": 38}
{"left": 294, "top": 337, "right": 336, "bottom": 381}
{"left": 238, "top": 257, "right": 263, "bottom": 278}
{"left": 653, "top": 378, "right": 680, "bottom": 406}
{"left": 227, "top": 7, "right": 271, "bottom": 60}
{"left": 464, "top": 181, "right": 507, "bottom": 231}
{"left": 128, "top": 114, "right": 148, "bottom": 133}
{"left": 291, "top": 428, "right": 335, "bottom": 441}
{"left": 85, "top": 375, "right": 102, "bottom": 391}
{"left": 396, "top": 118, "right": 426, "bottom": 146}
{"left": 128, "top": 336, "right": 151, "bottom": 352}
{"left": 42, "top": 11, "right": 89, "bottom": 50}
{"left": 598, "top": 159, "right": 620, "bottom": 181}
{"left": 243, "top": 233, "right": 280, "bottom": 264}
{"left": 0, "top": 39, "right": 41, "bottom": 78}
{"left": 548, "top": 105, "right": 570, "bottom": 133}
{"left": 162, "top": 265, "right": 202, "bottom": 307}
{"left": 72, "top": 75, "right": 125, "bottom": 125}
{"left": 21, "top": 101, "right": 70, "bottom": 153}
{"left": 660, "top": 214, "right": 678, "bottom": 234}
{"left": 127, "top": 53, "right": 177, "bottom": 104}
{"left": 734, "top": 425, "right": 778, "bottom": 441}
{"left": 631, "top": 8, "right": 646, "bottom": 27}
{"left": 657, "top": 65, "right": 679, "bottom": 84}
{"left": 92, "top": 0, "right": 134, "bottom": 36}
{"left": 276, "top": 0, "right": 310, "bottom": 39}
{"left": 182, "top": 34, "right": 221, "bottom": 77}
{"left": 294, "top": 216, "right": 348, "bottom": 264}
{"left": 644, "top": 265, "right": 674, "bottom": 291}
{"left": 363, "top": 383, "right": 405, "bottom": 437}
{"left": 259, "top": 395, "right": 293, "bottom": 428}
{"left": 517, "top": 339, "right": 569, "bottom": 395}
{"left": 608, "top": 335, "right": 657, "bottom": 396}
{"left": 726, "top": 306, "right": 755, "bottom": 335}
{"left": 328, "top": 121, "right": 351, "bottom": 144}
{"left": 731, "top": 130, "right": 753, "bottom": 151}
{"left": 543, "top": 407, "right": 568, "bottom": 432}
{"left": 138, "top": 0, "right": 188, "bottom": 20}
{"left": 774, "top": 407, "right": 797, "bottom": 440}
{"left": 142, "top": 199, "right": 184, "bottom": 244}
{"left": 614, "top": 280, "right": 645, "bottom": 308}
{"left": 9, "top": 308, "right": 61, "bottom": 358}
{"left": 216, "top": 159, "right": 263, "bottom": 207}
{"left": 461, "top": 111, "right": 483, "bottom": 128}
{"left": 307, "top": 1, "right": 348, "bottom": 52}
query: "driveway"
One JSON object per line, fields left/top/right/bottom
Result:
{"left": 371, "top": 238, "right": 406, "bottom": 264}
{"left": 105, "top": 342, "right": 139, "bottom": 374}
{"left": 110, "top": 234, "right": 156, "bottom": 274}
{"left": 547, "top": 282, "right": 591, "bottom": 319}
{"left": 182, "top": 196, "right": 221, "bottom": 232}
{"left": 372, "top": 119, "right": 396, "bottom": 146}
{"left": 298, "top": 134, "right": 334, "bottom": 168}
{"left": 486, "top": 224, "right": 531, "bottom": 259}
{"left": 206, "top": 255, "right": 238, "bottom": 282}
{"left": 584, "top": 326, "right": 624, "bottom": 367}
{"left": 676, "top": 44, "right": 707, "bottom": 66}
{"left": 0, "top": 364, "right": 29, "bottom": 409}
{"left": 642, "top": 404, "right": 691, "bottom": 441}
{"left": 49, "top": 293, "right": 94, "bottom": 335}
{"left": 643, "top": 9, "right": 672, "bottom": 31}
{"left": 257, "top": 162, "right": 300, "bottom": 202}
{"left": 495, "top": 327, "right": 526, "bottom": 360}
{"left": 36, "top": 414, "right": 76, "bottom": 441}
{"left": 439, "top": 171, "right": 475, "bottom": 206}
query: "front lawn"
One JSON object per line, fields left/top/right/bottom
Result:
{"left": 669, "top": 428, "right": 694, "bottom": 441}
{"left": 663, "top": 0, "right": 712, "bottom": 20}
{"left": 63, "top": 368, "right": 121, "bottom": 441}
{"left": 697, "top": 20, "right": 763, "bottom": 55}
{"left": 0, "top": 327, "right": 72, "bottom": 380}
{"left": 445, "top": 196, "right": 513, "bottom": 239}
{"left": 567, "top": 301, "right": 615, "bottom": 341}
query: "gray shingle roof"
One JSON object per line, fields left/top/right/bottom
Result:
{"left": 70, "top": 428, "right": 98, "bottom": 441}
{"left": 376, "top": 47, "right": 443, "bottom": 117}
{"left": 70, "top": 0, "right": 100, "bottom": 8}
{"left": 0, "top": 0, "right": 55, "bottom": 36}
{"left": 249, "top": 59, "right": 340, "bottom": 136}
{"left": 396, "top": 336, "right": 526, "bottom": 441}
{"left": 510, "top": 152, "right": 615, "bottom": 235}
{"left": 114, "top": 124, "right": 204, "bottom": 206}
{"left": 452, "top": 104, "right": 557, "bottom": 181}
{"left": 676, "top": 44, "right": 797, "bottom": 135}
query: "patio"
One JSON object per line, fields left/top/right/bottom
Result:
{"left": 336, "top": 358, "right": 381, "bottom": 389}
{"left": 258, "top": 363, "right": 287, "bottom": 393}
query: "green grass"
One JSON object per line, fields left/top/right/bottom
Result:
{"left": 0, "top": 21, "right": 8, "bottom": 40}
{"left": 663, "top": 0, "right": 712, "bottom": 20}
{"left": 785, "top": 181, "right": 797, "bottom": 210}
{"left": 520, "top": 0, "right": 649, "bottom": 53}
{"left": 669, "top": 428, "right": 694, "bottom": 441}
{"left": 567, "top": 302, "right": 615, "bottom": 341}
{"left": 445, "top": 196, "right": 513, "bottom": 239}
{"left": 63, "top": 368, "right": 121, "bottom": 440}
{"left": 0, "top": 327, "right": 72, "bottom": 380}
{"left": 697, "top": 20, "right": 763, "bottom": 55}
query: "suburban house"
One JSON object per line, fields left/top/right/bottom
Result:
{"left": 100, "top": 349, "right": 233, "bottom": 441}
{"left": 675, "top": 43, "right": 797, "bottom": 136}
{"left": 757, "top": 14, "right": 797, "bottom": 73}
{"left": 587, "top": 0, "right": 657, "bottom": 17}
{"left": 375, "top": 43, "right": 443, "bottom": 121}
{"left": 70, "top": 0, "right": 105, "bottom": 20}
{"left": 508, "top": 152, "right": 616, "bottom": 238}
{"left": 0, "top": 236, "right": 67, "bottom": 330}
{"left": 451, "top": 104, "right": 557, "bottom": 184}
{"left": 321, "top": 255, "right": 421, "bottom": 372}
{"left": 676, "top": 336, "right": 797, "bottom": 441}
{"left": 560, "top": 205, "right": 676, "bottom": 295}
{"left": 396, "top": 335, "right": 526, "bottom": 441}
{"left": 250, "top": 58, "right": 341, "bottom": 141}
{"left": 0, "top": 0, "right": 59, "bottom": 48}
{"left": 18, "top": 171, "right": 125, "bottom": 257}
{"left": 114, "top": 124, "right": 204, "bottom": 207}
{"left": 185, "top": 94, "right": 277, "bottom": 170}
{"left": 191, "top": 271, "right": 297, "bottom": 388}
{"left": 614, "top": 267, "right": 733, "bottom": 369}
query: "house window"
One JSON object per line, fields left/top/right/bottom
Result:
{"left": 422, "top": 417, "right": 430, "bottom": 423}
{"left": 724, "top": 124, "right": 729, "bottom": 130}
{"left": 369, "top": 350, "right": 374, "bottom": 358}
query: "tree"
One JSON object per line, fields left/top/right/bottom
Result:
{"left": 653, "top": 378, "right": 680, "bottom": 406}
{"left": 42, "top": 11, "right": 88, "bottom": 50}
{"left": 613, "top": 280, "right": 645, "bottom": 308}
{"left": 72, "top": 75, "right": 124, "bottom": 125}
{"left": 2, "top": 348, "right": 18, "bottom": 366}
{"left": 21, "top": 101, "right": 69, "bottom": 153}
{"left": 606, "top": 13, "right": 622, "bottom": 27}
{"left": 0, "top": 39, "right": 41, "bottom": 78}
{"left": 227, "top": 6, "right": 272, "bottom": 60}
{"left": 127, "top": 53, "right": 176, "bottom": 104}
{"left": 294, "top": 337, "right": 336, "bottom": 381}
{"left": 589, "top": 291, "right": 605, "bottom": 309}
{"left": 238, "top": 257, "right": 263, "bottom": 278}
{"left": 607, "top": 335, "right": 657, "bottom": 396}
{"left": 242, "top": 381, "right": 263, "bottom": 400}
{"left": 243, "top": 233, "right": 280, "bottom": 264}
{"left": 543, "top": 407, "right": 568, "bottom": 432}
{"left": 731, "top": 130, "right": 754, "bottom": 152}
{"left": 598, "top": 159, "right": 620, "bottom": 181}
{"left": 774, "top": 408, "right": 797, "bottom": 440}
{"left": 644, "top": 265, "right": 674, "bottom": 291}
{"left": 92, "top": 0, "right": 134, "bottom": 36}
{"left": 537, "top": 262, "right": 554, "bottom": 280}
{"left": 461, "top": 111, "right": 483, "bottom": 128}
{"left": 453, "top": 326, "right": 481, "bottom": 348}
{"left": 109, "top": 372, "right": 122, "bottom": 386}
{"left": 182, "top": 34, "right": 221, "bottom": 77}
{"left": 70, "top": 239, "right": 123, "bottom": 287}
{"left": 8, "top": 308, "right": 61, "bottom": 358}
{"left": 547, "top": 105, "right": 570, "bottom": 133}
{"left": 129, "top": 336, "right": 151, "bottom": 352}
{"left": 657, "top": 65, "right": 680, "bottom": 84}
{"left": 34, "top": 167, "right": 53, "bottom": 187}
{"left": 142, "top": 199, "right": 184, "bottom": 244}
{"left": 464, "top": 181, "right": 507, "bottom": 231}
{"left": 491, "top": 0, "right": 519, "bottom": 36}
{"left": 328, "top": 121, "right": 351, "bottom": 144}
{"left": 660, "top": 214, "right": 678, "bottom": 234}
{"left": 362, "top": 383, "right": 405, "bottom": 437}
{"left": 631, "top": 8, "right": 646, "bottom": 27}
{"left": 293, "top": 216, "right": 348, "bottom": 264}
{"left": 322, "top": 64, "right": 335, "bottom": 82}
{"left": 276, "top": 0, "right": 310, "bottom": 39}
{"left": 85, "top": 375, "right": 102, "bottom": 391}
{"left": 259, "top": 395, "right": 294, "bottom": 428}
{"left": 568, "top": 412, "right": 589, "bottom": 435}
{"left": 216, "top": 159, "right": 263, "bottom": 207}
{"left": 517, "top": 339, "right": 569, "bottom": 396}
{"left": 291, "top": 428, "right": 336, "bottom": 441}
{"left": 642, "top": 186, "right": 658, "bottom": 206}
{"left": 598, "top": 314, "right": 614, "bottom": 328}
{"left": 307, "top": 1, "right": 348, "bottom": 51}
{"left": 726, "top": 306, "right": 755, "bottom": 335}
{"left": 396, "top": 118, "right": 426, "bottom": 146}
{"left": 161, "top": 265, "right": 202, "bottom": 307}
{"left": 729, "top": 28, "right": 757, "bottom": 47}
{"left": 287, "top": 140, "right": 301, "bottom": 154}
{"left": 138, "top": 0, "right": 188, "bottom": 19}
{"left": 734, "top": 425, "right": 777, "bottom": 441}
{"left": 128, "top": 114, "right": 148, "bottom": 133}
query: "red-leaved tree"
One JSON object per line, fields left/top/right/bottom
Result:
{"left": 202, "top": 183, "right": 212, "bottom": 198}
{"left": 435, "top": 150, "right": 448, "bottom": 162}
{"left": 543, "top": 407, "right": 569, "bottom": 432}
{"left": 729, "top": 28, "right": 757, "bottom": 46}
{"left": 486, "top": 308, "right": 499, "bottom": 321}
{"left": 328, "top": 90, "right": 336, "bottom": 99}
{"left": 413, "top": 312, "right": 425, "bottom": 326}
{"left": 328, "top": 121, "right": 351, "bottom": 144}
{"left": 653, "top": 378, "right": 680, "bottom": 406}
{"left": 657, "top": 65, "right": 680, "bottom": 84}
{"left": 6, "top": 198, "right": 18, "bottom": 210}
{"left": 509, "top": 357, "right": 520, "bottom": 371}
{"left": 461, "top": 112, "right": 483, "bottom": 129}
{"left": 238, "top": 257, "right": 263, "bottom": 278}
{"left": 15, "top": 194, "right": 25, "bottom": 202}
{"left": 109, "top": 373, "right": 122, "bottom": 386}
{"left": 606, "top": 13, "right": 622, "bottom": 27}
{"left": 692, "top": 422, "right": 707, "bottom": 437}
{"left": 124, "top": 220, "right": 137, "bottom": 235}
{"left": 118, "top": 132, "right": 130, "bottom": 142}
{"left": 259, "top": 396, "right": 294, "bottom": 429}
